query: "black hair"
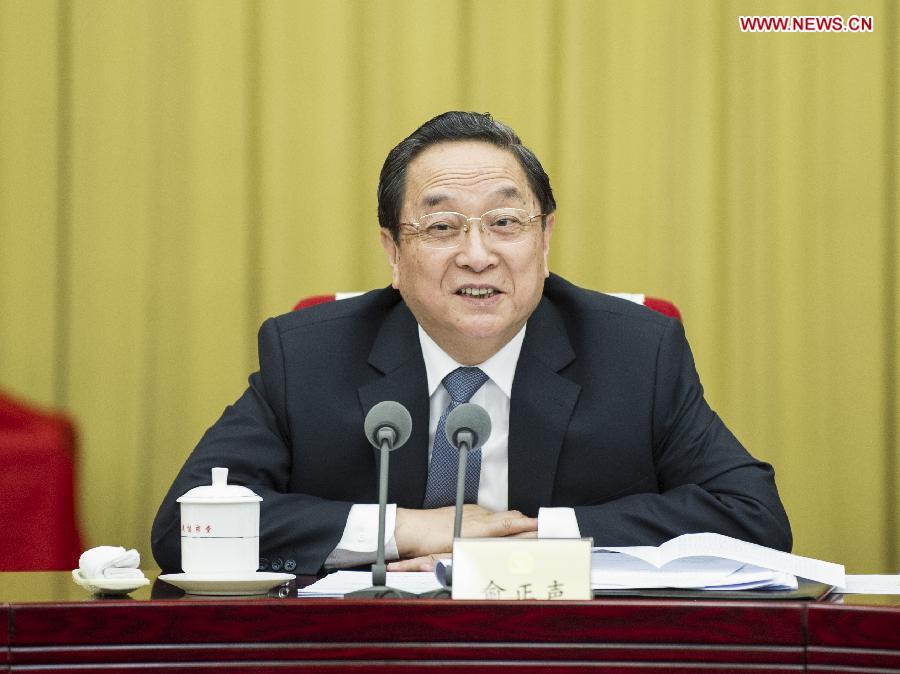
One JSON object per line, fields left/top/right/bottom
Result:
{"left": 377, "top": 111, "right": 556, "bottom": 242}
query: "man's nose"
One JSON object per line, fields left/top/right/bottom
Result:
{"left": 456, "top": 220, "right": 496, "bottom": 271}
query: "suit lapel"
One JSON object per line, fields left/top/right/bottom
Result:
{"left": 357, "top": 301, "right": 430, "bottom": 508}
{"left": 508, "top": 297, "right": 581, "bottom": 516}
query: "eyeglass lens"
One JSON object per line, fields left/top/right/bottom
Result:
{"left": 417, "top": 209, "right": 535, "bottom": 248}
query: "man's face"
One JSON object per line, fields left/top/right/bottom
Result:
{"left": 381, "top": 140, "right": 554, "bottom": 364}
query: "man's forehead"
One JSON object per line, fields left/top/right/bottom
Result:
{"left": 404, "top": 141, "right": 532, "bottom": 207}
{"left": 409, "top": 140, "right": 522, "bottom": 174}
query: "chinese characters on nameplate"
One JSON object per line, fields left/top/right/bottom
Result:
{"left": 450, "top": 538, "right": 593, "bottom": 600}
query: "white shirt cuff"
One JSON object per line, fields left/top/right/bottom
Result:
{"left": 537, "top": 507, "right": 581, "bottom": 538}
{"left": 334, "top": 503, "right": 399, "bottom": 559}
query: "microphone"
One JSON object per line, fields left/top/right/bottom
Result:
{"left": 444, "top": 403, "right": 492, "bottom": 541}
{"left": 364, "top": 400, "right": 412, "bottom": 452}
{"left": 347, "top": 401, "right": 415, "bottom": 599}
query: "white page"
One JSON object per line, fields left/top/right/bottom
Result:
{"left": 837, "top": 574, "right": 900, "bottom": 594}
{"left": 596, "top": 532, "right": 844, "bottom": 586}
{"left": 704, "top": 569, "right": 797, "bottom": 591}
{"left": 592, "top": 552, "right": 794, "bottom": 590}
{"left": 298, "top": 570, "right": 443, "bottom": 597}
{"left": 592, "top": 552, "right": 744, "bottom": 588}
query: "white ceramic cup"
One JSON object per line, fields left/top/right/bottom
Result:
{"left": 176, "top": 467, "right": 263, "bottom": 576}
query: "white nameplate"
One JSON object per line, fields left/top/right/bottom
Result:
{"left": 451, "top": 538, "right": 593, "bottom": 600}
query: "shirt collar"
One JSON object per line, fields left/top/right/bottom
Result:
{"left": 417, "top": 324, "right": 526, "bottom": 398}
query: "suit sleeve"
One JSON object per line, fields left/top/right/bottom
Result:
{"left": 573, "top": 318, "right": 793, "bottom": 551}
{"left": 150, "top": 317, "right": 354, "bottom": 575}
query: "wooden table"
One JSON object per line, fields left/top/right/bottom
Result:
{"left": 0, "top": 571, "right": 897, "bottom": 672}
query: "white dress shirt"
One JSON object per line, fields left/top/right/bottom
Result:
{"left": 331, "top": 324, "right": 580, "bottom": 564}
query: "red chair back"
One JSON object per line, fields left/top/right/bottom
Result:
{"left": 0, "top": 393, "right": 84, "bottom": 570}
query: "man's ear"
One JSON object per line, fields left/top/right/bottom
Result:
{"left": 380, "top": 228, "right": 401, "bottom": 289}
{"left": 541, "top": 213, "right": 554, "bottom": 278}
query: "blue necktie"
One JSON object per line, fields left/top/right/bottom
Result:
{"left": 422, "top": 367, "right": 489, "bottom": 508}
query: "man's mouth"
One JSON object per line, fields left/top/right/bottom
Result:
{"left": 456, "top": 286, "right": 499, "bottom": 298}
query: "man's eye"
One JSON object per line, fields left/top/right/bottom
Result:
{"left": 425, "top": 222, "right": 457, "bottom": 236}
{"left": 492, "top": 216, "right": 523, "bottom": 228}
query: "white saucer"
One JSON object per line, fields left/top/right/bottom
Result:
{"left": 71, "top": 569, "right": 150, "bottom": 595}
{"left": 158, "top": 571, "right": 296, "bottom": 595}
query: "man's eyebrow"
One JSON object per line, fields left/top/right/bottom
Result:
{"left": 494, "top": 186, "right": 524, "bottom": 201}
{"left": 421, "top": 193, "right": 451, "bottom": 210}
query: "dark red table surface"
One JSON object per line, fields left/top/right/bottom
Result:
{"left": 0, "top": 571, "right": 897, "bottom": 674}
{"left": 1, "top": 569, "right": 895, "bottom": 606}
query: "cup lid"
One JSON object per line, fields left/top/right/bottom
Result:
{"left": 176, "top": 467, "right": 263, "bottom": 504}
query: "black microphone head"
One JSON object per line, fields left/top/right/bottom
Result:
{"left": 364, "top": 401, "right": 412, "bottom": 450}
{"left": 444, "top": 403, "right": 492, "bottom": 449}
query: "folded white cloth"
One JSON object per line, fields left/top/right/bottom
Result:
{"left": 79, "top": 546, "right": 144, "bottom": 579}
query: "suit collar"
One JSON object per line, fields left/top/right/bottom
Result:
{"left": 508, "top": 293, "right": 581, "bottom": 515}
{"left": 358, "top": 299, "right": 431, "bottom": 508}
{"left": 366, "top": 297, "right": 420, "bottom": 374}
{"left": 520, "top": 294, "right": 576, "bottom": 371}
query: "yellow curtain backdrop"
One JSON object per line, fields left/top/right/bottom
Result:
{"left": 1, "top": 0, "right": 896, "bottom": 573}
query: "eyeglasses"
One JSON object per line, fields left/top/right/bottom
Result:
{"left": 400, "top": 208, "right": 543, "bottom": 249}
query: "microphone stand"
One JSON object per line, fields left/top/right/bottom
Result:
{"left": 452, "top": 431, "right": 473, "bottom": 541}
{"left": 347, "top": 429, "right": 416, "bottom": 598}
{"left": 443, "top": 430, "right": 474, "bottom": 589}
{"left": 418, "top": 429, "right": 474, "bottom": 598}
{"left": 421, "top": 403, "right": 491, "bottom": 598}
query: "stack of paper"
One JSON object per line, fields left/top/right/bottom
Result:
{"left": 592, "top": 532, "right": 845, "bottom": 591}
{"left": 298, "top": 570, "right": 443, "bottom": 597}
{"left": 591, "top": 551, "right": 797, "bottom": 590}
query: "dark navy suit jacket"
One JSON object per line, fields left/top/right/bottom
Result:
{"left": 152, "top": 274, "right": 791, "bottom": 575}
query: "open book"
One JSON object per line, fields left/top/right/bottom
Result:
{"left": 298, "top": 533, "right": 846, "bottom": 597}
{"left": 592, "top": 532, "right": 845, "bottom": 590}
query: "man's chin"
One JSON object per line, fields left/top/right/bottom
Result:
{"left": 454, "top": 318, "right": 516, "bottom": 346}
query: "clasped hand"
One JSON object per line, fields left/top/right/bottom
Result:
{"left": 388, "top": 504, "right": 537, "bottom": 572}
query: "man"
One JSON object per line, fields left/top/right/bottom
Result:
{"left": 152, "top": 111, "right": 791, "bottom": 576}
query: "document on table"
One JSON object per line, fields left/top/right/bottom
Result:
{"left": 299, "top": 533, "right": 848, "bottom": 596}
{"left": 593, "top": 532, "right": 845, "bottom": 590}
{"left": 298, "top": 570, "right": 443, "bottom": 597}
{"left": 591, "top": 551, "right": 797, "bottom": 590}
{"left": 837, "top": 575, "right": 900, "bottom": 594}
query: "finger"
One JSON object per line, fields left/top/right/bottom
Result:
{"left": 511, "top": 530, "right": 539, "bottom": 539}
{"left": 498, "top": 515, "right": 539, "bottom": 535}
{"left": 464, "top": 514, "right": 538, "bottom": 538}
{"left": 491, "top": 511, "right": 537, "bottom": 528}
{"left": 386, "top": 557, "right": 430, "bottom": 572}
{"left": 387, "top": 554, "right": 443, "bottom": 572}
